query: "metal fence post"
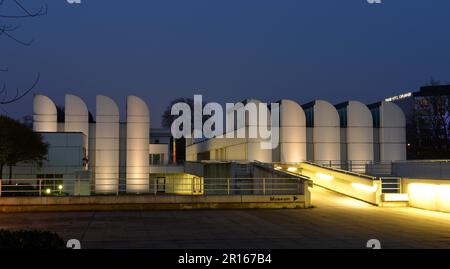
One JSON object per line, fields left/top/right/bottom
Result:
{"left": 227, "top": 178, "right": 230, "bottom": 195}
{"left": 39, "top": 179, "right": 42, "bottom": 197}
{"left": 154, "top": 178, "right": 157, "bottom": 195}
{"left": 263, "top": 178, "right": 266, "bottom": 195}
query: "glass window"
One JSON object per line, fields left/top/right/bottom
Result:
{"left": 338, "top": 107, "right": 347, "bottom": 128}
{"left": 149, "top": 154, "right": 164, "bottom": 165}
{"left": 371, "top": 107, "right": 380, "bottom": 128}
{"left": 305, "top": 108, "right": 314, "bottom": 127}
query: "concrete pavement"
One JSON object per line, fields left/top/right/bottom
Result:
{"left": 0, "top": 186, "right": 449, "bottom": 248}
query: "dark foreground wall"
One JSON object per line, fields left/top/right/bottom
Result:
{"left": 0, "top": 194, "right": 310, "bottom": 213}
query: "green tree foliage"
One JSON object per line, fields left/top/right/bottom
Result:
{"left": 0, "top": 115, "right": 48, "bottom": 179}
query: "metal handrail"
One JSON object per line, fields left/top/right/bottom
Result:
{"left": 283, "top": 161, "right": 379, "bottom": 180}
{"left": 0, "top": 177, "right": 306, "bottom": 197}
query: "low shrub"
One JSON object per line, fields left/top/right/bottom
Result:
{"left": 0, "top": 230, "right": 65, "bottom": 249}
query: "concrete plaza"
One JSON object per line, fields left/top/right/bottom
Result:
{"left": 0, "top": 187, "right": 449, "bottom": 249}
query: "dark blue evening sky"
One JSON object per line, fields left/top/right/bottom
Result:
{"left": 1, "top": 0, "right": 450, "bottom": 126}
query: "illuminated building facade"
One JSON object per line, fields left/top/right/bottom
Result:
{"left": 31, "top": 94, "right": 172, "bottom": 195}
{"left": 6, "top": 93, "right": 448, "bottom": 214}
{"left": 187, "top": 99, "right": 407, "bottom": 169}
{"left": 13, "top": 94, "right": 408, "bottom": 194}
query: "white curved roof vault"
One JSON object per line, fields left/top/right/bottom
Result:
{"left": 127, "top": 95, "right": 150, "bottom": 118}
{"left": 65, "top": 94, "right": 89, "bottom": 117}
{"left": 95, "top": 95, "right": 120, "bottom": 194}
{"left": 279, "top": 99, "right": 307, "bottom": 163}
{"left": 347, "top": 101, "right": 373, "bottom": 128}
{"left": 33, "top": 94, "right": 57, "bottom": 132}
{"left": 126, "top": 95, "right": 150, "bottom": 193}
{"left": 33, "top": 94, "right": 57, "bottom": 115}
{"left": 65, "top": 94, "right": 90, "bottom": 151}
{"left": 379, "top": 101, "right": 406, "bottom": 161}
{"left": 314, "top": 100, "right": 340, "bottom": 127}
{"left": 346, "top": 100, "right": 374, "bottom": 164}
{"left": 381, "top": 101, "right": 406, "bottom": 128}
{"left": 313, "top": 100, "right": 340, "bottom": 162}
{"left": 280, "top": 99, "right": 306, "bottom": 127}
{"left": 96, "top": 95, "right": 119, "bottom": 117}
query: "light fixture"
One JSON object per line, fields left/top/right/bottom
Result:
{"left": 58, "top": 185, "right": 63, "bottom": 190}
{"left": 315, "top": 172, "right": 333, "bottom": 181}
{"left": 383, "top": 193, "right": 409, "bottom": 202}
{"left": 287, "top": 167, "right": 298, "bottom": 172}
{"left": 274, "top": 166, "right": 282, "bottom": 170}
{"left": 351, "top": 182, "right": 377, "bottom": 193}
{"left": 45, "top": 188, "right": 51, "bottom": 194}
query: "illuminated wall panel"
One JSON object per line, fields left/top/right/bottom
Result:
{"left": 33, "top": 94, "right": 57, "bottom": 132}
{"left": 65, "top": 94, "right": 89, "bottom": 151}
{"left": 279, "top": 99, "right": 306, "bottom": 163}
{"left": 126, "top": 96, "right": 150, "bottom": 193}
{"left": 403, "top": 179, "right": 450, "bottom": 213}
{"left": 95, "top": 95, "right": 120, "bottom": 194}
{"left": 346, "top": 101, "right": 374, "bottom": 166}
{"left": 313, "top": 100, "right": 340, "bottom": 163}
{"left": 247, "top": 99, "right": 272, "bottom": 163}
{"left": 379, "top": 101, "right": 406, "bottom": 161}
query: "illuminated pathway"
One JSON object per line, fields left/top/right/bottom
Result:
{"left": 0, "top": 187, "right": 449, "bottom": 248}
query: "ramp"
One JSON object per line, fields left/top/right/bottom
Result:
{"left": 272, "top": 162, "right": 383, "bottom": 205}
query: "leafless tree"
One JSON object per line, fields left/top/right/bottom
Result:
{"left": 408, "top": 79, "right": 450, "bottom": 159}
{"left": 0, "top": 0, "right": 47, "bottom": 107}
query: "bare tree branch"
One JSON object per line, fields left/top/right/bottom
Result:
{"left": 0, "top": 103, "right": 9, "bottom": 114}
{"left": 0, "top": 82, "right": 6, "bottom": 95}
{"left": 0, "top": 1, "right": 47, "bottom": 18}
{"left": 0, "top": 72, "right": 40, "bottom": 105}
{"left": 0, "top": 24, "right": 33, "bottom": 45}
{"left": 0, "top": 1, "right": 46, "bottom": 106}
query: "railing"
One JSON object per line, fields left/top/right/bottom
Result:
{"left": 308, "top": 160, "right": 393, "bottom": 176}
{"left": 301, "top": 161, "right": 378, "bottom": 180}
{"left": 390, "top": 160, "right": 450, "bottom": 179}
{"left": 0, "top": 177, "right": 305, "bottom": 197}
{"left": 275, "top": 159, "right": 450, "bottom": 178}
{"left": 380, "top": 177, "right": 402, "bottom": 194}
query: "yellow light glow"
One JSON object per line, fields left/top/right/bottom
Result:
{"left": 315, "top": 172, "right": 333, "bottom": 181}
{"left": 274, "top": 166, "right": 282, "bottom": 170}
{"left": 439, "top": 185, "right": 450, "bottom": 207}
{"left": 45, "top": 188, "right": 51, "bottom": 194}
{"left": 383, "top": 193, "right": 409, "bottom": 202}
{"left": 58, "top": 185, "right": 63, "bottom": 190}
{"left": 287, "top": 167, "right": 298, "bottom": 172}
{"left": 352, "top": 182, "right": 377, "bottom": 193}
{"left": 409, "top": 183, "right": 436, "bottom": 196}
{"left": 408, "top": 183, "right": 450, "bottom": 212}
